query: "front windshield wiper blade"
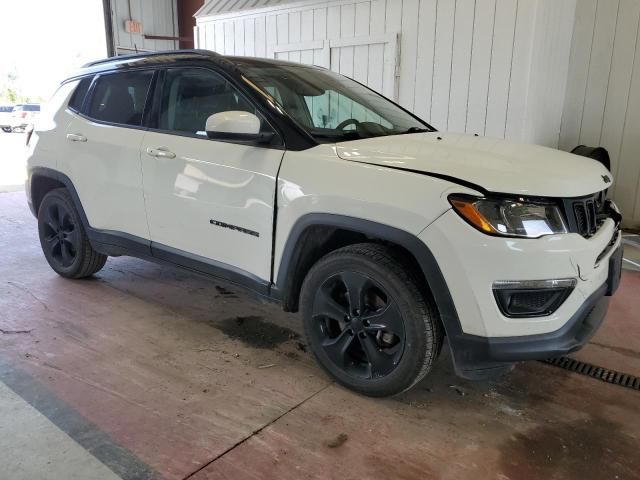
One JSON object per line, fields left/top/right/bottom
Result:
{"left": 310, "top": 131, "right": 361, "bottom": 140}
{"left": 401, "top": 127, "right": 432, "bottom": 134}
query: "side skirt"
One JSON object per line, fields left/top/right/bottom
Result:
{"left": 90, "top": 228, "right": 279, "bottom": 304}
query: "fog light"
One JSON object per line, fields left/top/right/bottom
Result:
{"left": 493, "top": 279, "right": 577, "bottom": 318}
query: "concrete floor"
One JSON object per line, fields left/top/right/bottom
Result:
{"left": 1, "top": 135, "right": 640, "bottom": 479}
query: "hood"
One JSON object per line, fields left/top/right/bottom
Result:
{"left": 335, "top": 133, "right": 612, "bottom": 198}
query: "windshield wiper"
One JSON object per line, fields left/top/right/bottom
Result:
{"left": 400, "top": 127, "right": 431, "bottom": 134}
{"left": 310, "top": 131, "right": 361, "bottom": 140}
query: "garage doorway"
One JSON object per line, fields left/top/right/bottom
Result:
{"left": 0, "top": 0, "right": 107, "bottom": 191}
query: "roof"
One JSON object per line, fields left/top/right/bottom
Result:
{"left": 195, "top": 0, "right": 306, "bottom": 19}
{"left": 70, "top": 50, "right": 225, "bottom": 78}
{"left": 82, "top": 49, "right": 219, "bottom": 68}
{"left": 67, "top": 50, "right": 319, "bottom": 80}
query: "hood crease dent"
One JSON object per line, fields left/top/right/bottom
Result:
{"left": 335, "top": 133, "right": 612, "bottom": 198}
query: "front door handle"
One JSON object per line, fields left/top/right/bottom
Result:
{"left": 146, "top": 147, "right": 176, "bottom": 159}
{"left": 66, "top": 133, "right": 87, "bottom": 142}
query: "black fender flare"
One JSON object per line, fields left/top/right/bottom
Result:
{"left": 29, "top": 167, "right": 90, "bottom": 225}
{"left": 274, "top": 213, "right": 465, "bottom": 338}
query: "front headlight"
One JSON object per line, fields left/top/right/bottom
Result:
{"left": 448, "top": 194, "right": 567, "bottom": 238}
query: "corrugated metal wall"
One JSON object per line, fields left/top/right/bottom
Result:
{"left": 110, "top": 0, "right": 179, "bottom": 53}
{"left": 561, "top": 0, "right": 640, "bottom": 228}
{"left": 196, "top": 0, "right": 577, "bottom": 147}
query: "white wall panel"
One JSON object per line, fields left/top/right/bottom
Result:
{"left": 196, "top": 0, "right": 576, "bottom": 142}
{"left": 524, "top": 0, "right": 577, "bottom": 147}
{"left": 484, "top": 0, "right": 517, "bottom": 138}
{"left": 430, "top": 0, "right": 456, "bottom": 130}
{"left": 398, "top": 0, "right": 420, "bottom": 111}
{"left": 504, "top": 0, "right": 534, "bottom": 140}
{"left": 448, "top": 0, "right": 476, "bottom": 133}
{"left": 561, "top": 0, "right": 640, "bottom": 227}
{"left": 466, "top": 0, "right": 496, "bottom": 135}
{"left": 412, "top": 0, "right": 436, "bottom": 120}
{"left": 579, "top": 0, "right": 619, "bottom": 146}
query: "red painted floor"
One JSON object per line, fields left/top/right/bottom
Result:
{"left": 1, "top": 191, "right": 639, "bottom": 480}
{"left": 572, "top": 270, "right": 640, "bottom": 377}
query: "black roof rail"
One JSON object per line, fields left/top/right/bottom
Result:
{"left": 82, "top": 49, "right": 220, "bottom": 68}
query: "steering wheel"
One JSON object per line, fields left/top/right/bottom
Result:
{"left": 335, "top": 118, "right": 360, "bottom": 131}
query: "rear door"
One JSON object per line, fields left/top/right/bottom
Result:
{"left": 140, "top": 67, "right": 284, "bottom": 283}
{"left": 59, "top": 70, "right": 154, "bottom": 241}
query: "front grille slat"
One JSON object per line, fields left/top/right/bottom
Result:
{"left": 568, "top": 193, "right": 607, "bottom": 238}
{"left": 587, "top": 200, "right": 597, "bottom": 234}
{"left": 574, "top": 204, "right": 588, "bottom": 235}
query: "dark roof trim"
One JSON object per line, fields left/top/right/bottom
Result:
{"left": 82, "top": 49, "right": 219, "bottom": 67}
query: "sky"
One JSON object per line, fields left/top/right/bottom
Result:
{"left": 0, "top": 0, "right": 107, "bottom": 101}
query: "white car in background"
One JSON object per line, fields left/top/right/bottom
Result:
{"left": 10, "top": 104, "right": 40, "bottom": 132}
{"left": 0, "top": 105, "right": 14, "bottom": 132}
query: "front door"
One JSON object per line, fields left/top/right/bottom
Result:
{"left": 140, "top": 67, "right": 284, "bottom": 283}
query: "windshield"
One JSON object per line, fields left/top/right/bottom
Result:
{"left": 240, "top": 64, "right": 434, "bottom": 142}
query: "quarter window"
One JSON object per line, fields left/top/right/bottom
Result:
{"left": 87, "top": 71, "right": 153, "bottom": 126}
{"left": 157, "top": 68, "right": 257, "bottom": 135}
{"left": 68, "top": 77, "right": 93, "bottom": 112}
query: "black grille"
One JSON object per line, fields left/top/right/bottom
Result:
{"left": 574, "top": 204, "right": 587, "bottom": 233}
{"left": 564, "top": 193, "right": 607, "bottom": 238}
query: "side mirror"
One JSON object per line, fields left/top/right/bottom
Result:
{"left": 205, "top": 111, "right": 274, "bottom": 144}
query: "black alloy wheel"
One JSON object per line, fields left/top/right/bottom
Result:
{"left": 312, "top": 271, "right": 405, "bottom": 379}
{"left": 38, "top": 189, "right": 107, "bottom": 278}
{"left": 40, "top": 200, "right": 80, "bottom": 269}
{"left": 301, "top": 243, "right": 442, "bottom": 397}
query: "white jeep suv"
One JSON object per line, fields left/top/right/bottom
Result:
{"left": 26, "top": 50, "right": 622, "bottom": 397}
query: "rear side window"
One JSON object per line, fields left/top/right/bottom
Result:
{"left": 24, "top": 105, "right": 40, "bottom": 111}
{"left": 0, "top": 106, "right": 12, "bottom": 113}
{"left": 86, "top": 70, "right": 153, "bottom": 126}
{"left": 68, "top": 77, "right": 93, "bottom": 112}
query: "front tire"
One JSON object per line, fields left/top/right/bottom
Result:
{"left": 38, "top": 188, "right": 107, "bottom": 278}
{"left": 300, "top": 243, "right": 442, "bottom": 397}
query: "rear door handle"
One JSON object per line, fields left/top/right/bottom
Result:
{"left": 66, "top": 133, "right": 87, "bottom": 142}
{"left": 146, "top": 147, "right": 176, "bottom": 159}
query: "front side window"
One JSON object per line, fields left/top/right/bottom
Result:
{"left": 156, "top": 68, "right": 261, "bottom": 136}
{"left": 240, "top": 64, "right": 434, "bottom": 142}
{"left": 87, "top": 70, "right": 153, "bottom": 126}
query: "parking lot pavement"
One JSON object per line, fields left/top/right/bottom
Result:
{"left": 0, "top": 132, "right": 28, "bottom": 192}
{"left": 1, "top": 190, "right": 639, "bottom": 480}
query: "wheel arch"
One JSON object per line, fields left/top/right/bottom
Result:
{"left": 29, "top": 168, "right": 90, "bottom": 226}
{"left": 29, "top": 170, "right": 65, "bottom": 218}
{"left": 274, "top": 214, "right": 462, "bottom": 336}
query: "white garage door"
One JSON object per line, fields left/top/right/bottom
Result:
{"left": 267, "top": 33, "right": 399, "bottom": 100}
{"left": 265, "top": 34, "right": 398, "bottom": 130}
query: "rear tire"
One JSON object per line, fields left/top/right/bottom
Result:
{"left": 37, "top": 188, "right": 107, "bottom": 278}
{"left": 300, "top": 243, "right": 442, "bottom": 397}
